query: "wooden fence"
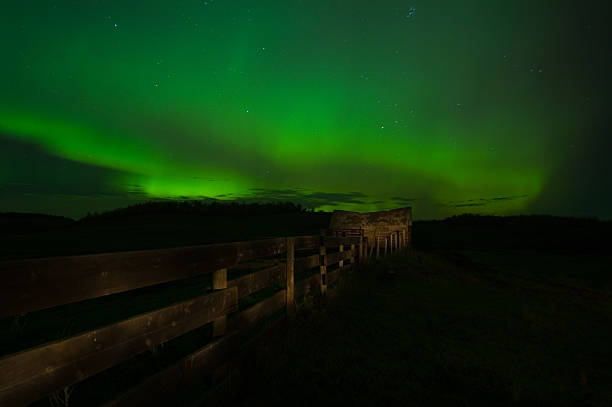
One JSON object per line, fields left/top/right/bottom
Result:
{"left": 0, "top": 228, "right": 409, "bottom": 406}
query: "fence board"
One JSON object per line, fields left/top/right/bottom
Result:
{"left": 325, "top": 250, "right": 354, "bottom": 266}
{"left": 0, "top": 288, "right": 237, "bottom": 407}
{"left": 293, "top": 235, "right": 320, "bottom": 250}
{"left": 103, "top": 331, "right": 240, "bottom": 407}
{"left": 0, "top": 238, "right": 284, "bottom": 317}
{"left": 286, "top": 238, "right": 295, "bottom": 316}
{"left": 232, "top": 259, "right": 280, "bottom": 270}
{"left": 0, "top": 227, "right": 407, "bottom": 406}
{"left": 227, "top": 264, "right": 284, "bottom": 299}
{"left": 322, "top": 236, "right": 361, "bottom": 247}
{"left": 294, "top": 254, "right": 320, "bottom": 273}
{"left": 227, "top": 290, "right": 286, "bottom": 333}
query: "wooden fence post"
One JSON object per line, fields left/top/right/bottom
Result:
{"left": 358, "top": 236, "right": 363, "bottom": 264}
{"left": 339, "top": 244, "right": 344, "bottom": 269}
{"left": 376, "top": 236, "right": 380, "bottom": 258}
{"left": 286, "top": 237, "right": 295, "bottom": 317}
{"left": 320, "top": 237, "right": 327, "bottom": 294}
{"left": 350, "top": 244, "right": 355, "bottom": 266}
{"left": 212, "top": 268, "right": 227, "bottom": 337}
{"left": 384, "top": 236, "right": 388, "bottom": 256}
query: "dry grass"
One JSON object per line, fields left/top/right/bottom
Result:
{"left": 224, "top": 250, "right": 612, "bottom": 406}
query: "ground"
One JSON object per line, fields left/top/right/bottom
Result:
{"left": 226, "top": 250, "right": 612, "bottom": 406}
{"left": 1, "top": 211, "right": 611, "bottom": 405}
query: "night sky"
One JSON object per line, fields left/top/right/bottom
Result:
{"left": 1, "top": 1, "right": 611, "bottom": 219}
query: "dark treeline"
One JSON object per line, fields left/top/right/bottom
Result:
{"left": 0, "top": 212, "right": 74, "bottom": 234}
{"left": 1, "top": 207, "right": 610, "bottom": 260}
{"left": 80, "top": 200, "right": 314, "bottom": 222}
{"left": 0, "top": 201, "right": 327, "bottom": 260}
{"left": 443, "top": 213, "right": 605, "bottom": 226}
{"left": 413, "top": 213, "right": 612, "bottom": 252}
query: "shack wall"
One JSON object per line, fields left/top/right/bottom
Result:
{"left": 329, "top": 207, "right": 412, "bottom": 247}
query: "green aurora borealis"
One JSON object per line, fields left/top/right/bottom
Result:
{"left": 1, "top": 1, "right": 611, "bottom": 218}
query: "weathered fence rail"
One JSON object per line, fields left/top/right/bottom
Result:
{"left": 0, "top": 228, "right": 408, "bottom": 406}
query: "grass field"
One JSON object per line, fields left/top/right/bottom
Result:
{"left": 456, "top": 249, "right": 612, "bottom": 296}
{"left": 225, "top": 250, "right": 612, "bottom": 406}
{"left": 1, "top": 209, "right": 611, "bottom": 405}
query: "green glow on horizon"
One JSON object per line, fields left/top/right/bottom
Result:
{"left": 1, "top": 1, "right": 605, "bottom": 218}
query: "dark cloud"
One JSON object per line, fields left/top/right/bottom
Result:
{"left": 490, "top": 195, "right": 529, "bottom": 201}
{"left": 245, "top": 188, "right": 368, "bottom": 208}
{"left": 451, "top": 195, "right": 529, "bottom": 208}
{"left": 390, "top": 196, "right": 418, "bottom": 203}
{"left": 0, "top": 136, "right": 130, "bottom": 198}
{"left": 455, "top": 202, "right": 488, "bottom": 208}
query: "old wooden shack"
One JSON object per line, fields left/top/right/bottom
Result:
{"left": 329, "top": 206, "right": 412, "bottom": 249}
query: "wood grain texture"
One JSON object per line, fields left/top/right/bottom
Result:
{"left": 293, "top": 235, "right": 320, "bottom": 250}
{"left": 103, "top": 332, "right": 240, "bottom": 407}
{"left": 227, "top": 290, "right": 286, "bottom": 333}
{"left": 320, "top": 244, "right": 327, "bottom": 294}
{"left": 321, "top": 236, "right": 361, "bottom": 247}
{"left": 0, "top": 224, "right": 406, "bottom": 406}
{"left": 0, "top": 288, "right": 237, "bottom": 407}
{"left": 212, "top": 269, "right": 228, "bottom": 290}
{"left": 286, "top": 238, "right": 295, "bottom": 316}
{"left": 325, "top": 250, "right": 353, "bottom": 267}
{"left": 294, "top": 254, "right": 320, "bottom": 273}
{"left": 0, "top": 238, "right": 284, "bottom": 318}
{"left": 212, "top": 269, "right": 228, "bottom": 337}
{"left": 227, "top": 264, "right": 284, "bottom": 299}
